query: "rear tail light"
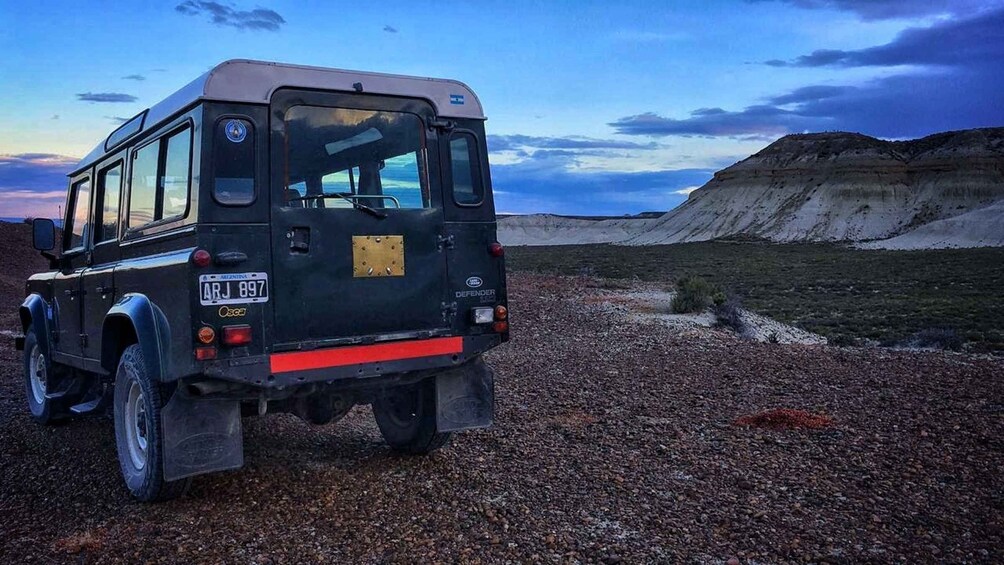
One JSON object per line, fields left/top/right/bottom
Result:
{"left": 222, "top": 325, "right": 252, "bottom": 346}
{"left": 197, "top": 325, "right": 216, "bottom": 344}
{"left": 192, "top": 249, "right": 212, "bottom": 267}
{"left": 488, "top": 242, "right": 504, "bottom": 257}
{"left": 494, "top": 305, "right": 508, "bottom": 320}
{"left": 492, "top": 321, "right": 509, "bottom": 333}
{"left": 195, "top": 346, "right": 217, "bottom": 360}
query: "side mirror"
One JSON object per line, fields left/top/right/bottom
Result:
{"left": 32, "top": 218, "right": 56, "bottom": 251}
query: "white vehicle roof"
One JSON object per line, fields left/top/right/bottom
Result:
{"left": 74, "top": 59, "right": 485, "bottom": 173}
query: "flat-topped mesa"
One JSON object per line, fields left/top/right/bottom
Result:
{"left": 626, "top": 127, "right": 1004, "bottom": 246}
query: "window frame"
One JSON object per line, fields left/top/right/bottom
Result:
{"left": 210, "top": 115, "right": 257, "bottom": 207}
{"left": 62, "top": 173, "right": 93, "bottom": 254}
{"left": 447, "top": 129, "right": 485, "bottom": 208}
{"left": 125, "top": 121, "right": 194, "bottom": 233}
{"left": 93, "top": 158, "right": 124, "bottom": 246}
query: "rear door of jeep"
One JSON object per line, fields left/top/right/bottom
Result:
{"left": 268, "top": 90, "right": 451, "bottom": 348}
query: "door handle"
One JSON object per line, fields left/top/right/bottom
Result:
{"left": 64, "top": 289, "right": 85, "bottom": 297}
{"left": 288, "top": 227, "right": 310, "bottom": 253}
{"left": 96, "top": 286, "right": 116, "bottom": 295}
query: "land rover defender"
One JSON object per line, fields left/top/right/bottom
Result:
{"left": 17, "top": 60, "right": 508, "bottom": 501}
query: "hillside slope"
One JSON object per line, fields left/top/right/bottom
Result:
{"left": 623, "top": 128, "right": 1004, "bottom": 246}
{"left": 497, "top": 214, "right": 654, "bottom": 246}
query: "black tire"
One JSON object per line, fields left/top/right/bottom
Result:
{"left": 372, "top": 377, "right": 451, "bottom": 454}
{"left": 113, "top": 344, "right": 191, "bottom": 502}
{"left": 23, "top": 324, "right": 59, "bottom": 425}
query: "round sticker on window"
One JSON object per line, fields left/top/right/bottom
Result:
{"left": 225, "top": 120, "right": 247, "bottom": 143}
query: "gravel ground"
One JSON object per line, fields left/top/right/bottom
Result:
{"left": 1, "top": 267, "right": 1002, "bottom": 563}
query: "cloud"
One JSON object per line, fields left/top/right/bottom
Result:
{"left": 488, "top": 134, "right": 659, "bottom": 152}
{"left": 766, "top": 8, "right": 1004, "bottom": 67}
{"left": 609, "top": 107, "right": 815, "bottom": 138}
{"left": 76, "top": 92, "right": 138, "bottom": 103}
{"left": 104, "top": 116, "right": 129, "bottom": 124}
{"left": 747, "top": 0, "right": 996, "bottom": 20}
{"left": 490, "top": 158, "right": 714, "bottom": 215}
{"left": 122, "top": 74, "right": 146, "bottom": 81}
{"left": 612, "top": 7, "right": 1004, "bottom": 140}
{"left": 175, "top": 1, "right": 285, "bottom": 31}
{"left": 673, "top": 186, "right": 701, "bottom": 196}
{"left": 0, "top": 154, "right": 79, "bottom": 216}
{"left": 611, "top": 63, "right": 1004, "bottom": 140}
{"left": 383, "top": 25, "right": 398, "bottom": 33}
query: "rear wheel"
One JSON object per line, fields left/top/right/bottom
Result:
{"left": 113, "top": 344, "right": 191, "bottom": 502}
{"left": 372, "top": 378, "right": 451, "bottom": 454}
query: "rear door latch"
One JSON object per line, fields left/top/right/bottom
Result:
{"left": 441, "top": 301, "right": 458, "bottom": 322}
{"left": 437, "top": 234, "right": 455, "bottom": 250}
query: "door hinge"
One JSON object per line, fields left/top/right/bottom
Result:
{"left": 428, "top": 119, "right": 455, "bottom": 132}
{"left": 79, "top": 333, "right": 89, "bottom": 348}
{"left": 437, "top": 234, "right": 455, "bottom": 250}
{"left": 441, "top": 301, "right": 458, "bottom": 322}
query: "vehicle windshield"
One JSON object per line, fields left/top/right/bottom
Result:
{"left": 283, "top": 106, "right": 431, "bottom": 210}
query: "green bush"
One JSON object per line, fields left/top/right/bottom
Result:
{"left": 671, "top": 275, "right": 720, "bottom": 314}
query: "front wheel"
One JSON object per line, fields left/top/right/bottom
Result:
{"left": 23, "top": 324, "right": 61, "bottom": 425}
{"left": 113, "top": 344, "right": 191, "bottom": 502}
{"left": 372, "top": 378, "right": 451, "bottom": 455}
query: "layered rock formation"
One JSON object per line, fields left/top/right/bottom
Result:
{"left": 625, "top": 128, "right": 1004, "bottom": 246}
{"left": 498, "top": 128, "right": 1004, "bottom": 248}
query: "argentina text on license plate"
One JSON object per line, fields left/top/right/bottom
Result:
{"left": 199, "top": 272, "right": 269, "bottom": 306}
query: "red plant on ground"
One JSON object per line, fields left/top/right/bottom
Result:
{"left": 734, "top": 408, "right": 833, "bottom": 430}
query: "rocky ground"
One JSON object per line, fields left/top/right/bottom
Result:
{"left": 1, "top": 272, "right": 1002, "bottom": 564}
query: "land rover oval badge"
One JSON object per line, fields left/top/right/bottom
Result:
{"left": 225, "top": 119, "right": 247, "bottom": 143}
{"left": 466, "top": 276, "right": 483, "bottom": 288}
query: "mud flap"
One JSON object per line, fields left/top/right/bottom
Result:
{"left": 436, "top": 359, "right": 495, "bottom": 432}
{"left": 161, "top": 390, "right": 243, "bottom": 482}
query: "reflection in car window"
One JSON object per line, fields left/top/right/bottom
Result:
{"left": 450, "top": 133, "right": 482, "bottom": 205}
{"left": 283, "top": 106, "right": 429, "bottom": 210}
{"left": 96, "top": 164, "right": 121, "bottom": 243}
{"left": 129, "top": 126, "right": 192, "bottom": 228}
{"left": 66, "top": 178, "right": 92, "bottom": 250}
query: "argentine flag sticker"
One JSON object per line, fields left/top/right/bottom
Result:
{"left": 449, "top": 94, "right": 465, "bottom": 105}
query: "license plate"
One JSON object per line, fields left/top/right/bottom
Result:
{"left": 199, "top": 272, "right": 269, "bottom": 306}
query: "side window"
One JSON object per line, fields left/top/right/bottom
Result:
{"left": 95, "top": 163, "right": 122, "bottom": 243}
{"left": 64, "top": 177, "right": 92, "bottom": 251}
{"left": 162, "top": 130, "right": 191, "bottom": 217}
{"left": 129, "top": 125, "right": 192, "bottom": 229}
{"left": 213, "top": 118, "right": 255, "bottom": 205}
{"left": 449, "top": 133, "right": 483, "bottom": 206}
{"left": 129, "top": 141, "right": 159, "bottom": 227}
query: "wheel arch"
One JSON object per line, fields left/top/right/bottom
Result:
{"left": 101, "top": 293, "right": 173, "bottom": 380}
{"left": 20, "top": 293, "right": 52, "bottom": 358}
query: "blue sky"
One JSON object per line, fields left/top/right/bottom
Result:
{"left": 1, "top": 0, "right": 1002, "bottom": 217}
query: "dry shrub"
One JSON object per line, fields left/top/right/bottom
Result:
{"left": 734, "top": 408, "right": 833, "bottom": 430}
{"left": 671, "top": 276, "right": 721, "bottom": 314}
{"left": 53, "top": 529, "right": 107, "bottom": 554}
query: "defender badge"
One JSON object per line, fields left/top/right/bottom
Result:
{"left": 466, "top": 276, "right": 483, "bottom": 288}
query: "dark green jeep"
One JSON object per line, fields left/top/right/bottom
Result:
{"left": 18, "top": 60, "right": 508, "bottom": 501}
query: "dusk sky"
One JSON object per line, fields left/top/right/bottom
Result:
{"left": 1, "top": 0, "right": 1002, "bottom": 218}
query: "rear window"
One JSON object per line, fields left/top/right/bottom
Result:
{"left": 283, "top": 106, "right": 430, "bottom": 210}
{"left": 449, "top": 132, "right": 483, "bottom": 206}
{"left": 213, "top": 118, "right": 255, "bottom": 205}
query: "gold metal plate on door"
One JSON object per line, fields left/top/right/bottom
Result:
{"left": 352, "top": 235, "right": 405, "bottom": 277}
